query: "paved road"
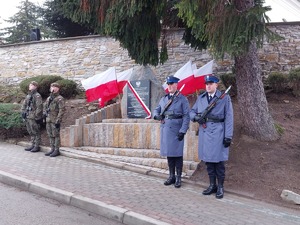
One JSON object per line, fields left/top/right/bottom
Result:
{"left": 0, "top": 182, "right": 121, "bottom": 225}
{"left": 0, "top": 142, "right": 299, "bottom": 225}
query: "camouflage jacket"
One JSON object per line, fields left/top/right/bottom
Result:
{"left": 21, "top": 90, "right": 43, "bottom": 120}
{"left": 44, "top": 92, "right": 65, "bottom": 123}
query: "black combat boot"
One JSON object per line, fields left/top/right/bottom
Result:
{"left": 45, "top": 148, "right": 55, "bottom": 156}
{"left": 25, "top": 145, "right": 34, "bottom": 151}
{"left": 164, "top": 165, "right": 176, "bottom": 185}
{"left": 216, "top": 178, "right": 224, "bottom": 199}
{"left": 202, "top": 176, "right": 218, "bottom": 195}
{"left": 174, "top": 168, "right": 182, "bottom": 188}
{"left": 50, "top": 149, "right": 60, "bottom": 157}
{"left": 30, "top": 146, "right": 40, "bottom": 152}
{"left": 164, "top": 175, "right": 175, "bottom": 186}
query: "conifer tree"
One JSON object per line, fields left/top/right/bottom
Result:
{"left": 43, "top": 0, "right": 94, "bottom": 38}
{"left": 0, "top": 0, "right": 54, "bottom": 44}
{"left": 176, "top": 0, "right": 281, "bottom": 141}
{"left": 52, "top": 0, "right": 283, "bottom": 140}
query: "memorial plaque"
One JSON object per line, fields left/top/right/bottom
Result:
{"left": 127, "top": 80, "right": 151, "bottom": 118}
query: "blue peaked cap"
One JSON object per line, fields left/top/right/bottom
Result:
{"left": 205, "top": 75, "right": 219, "bottom": 83}
{"left": 166, "top": 76, "right": 180, "bottom": 84}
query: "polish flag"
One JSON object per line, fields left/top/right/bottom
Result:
{"left": 116, "top": 68, "right": 133, "bottom": 93}
{"left": 163, "top": 60, "right": 196, "bottom": 96}
{"left": 193, "top": 60, "right": 214, "bottom": 91}
{"left": 81, "top": 67, "right": 119, "bottom": 107}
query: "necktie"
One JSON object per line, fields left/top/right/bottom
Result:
{"left": 209, "top": 95, "right": 212, "bottom": 103}
{"left": 168, "top": 94, "right": 173, "bottom": 99}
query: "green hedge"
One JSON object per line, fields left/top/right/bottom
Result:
{"left": 289, "top": 68, "right": 300, "bottom": 96}
{"left": 267, "top": 72, "right": 288, "bottom": 93}
{"left": 20, "top": 75, "right": 78, "bottom": 98}
{"left": 55, "top": 79, "right": 78, "bottom": 98}
{"left": 0, "top": 103, "right": 23, "bottom": 129}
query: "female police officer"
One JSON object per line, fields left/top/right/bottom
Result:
{"left": 153, "top": 76, "right": 190, "bottom": 188}
{"left": 190, "top": 75, "right": 233, "bottom": 198}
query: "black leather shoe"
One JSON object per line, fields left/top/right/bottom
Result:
{"left": 216, "top": 186, "right": 224, "bottom": 199}
{"left": 50, "top": 149, "right": 60, "bottom": 157}
{"left": 25, "top": 145, "right": 34, "bottom": 151}
{"left": 164, "top": 176, "right": 176, "bottom": 185}
{"left": 202, "top": 184, "right": 218, "bottom": 195}
{"left": 30, "top": 146, "right": 40, "bottom": 152}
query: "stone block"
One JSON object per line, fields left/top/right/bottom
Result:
{"left": 94, "top": 110, "right": 101, "bottom": 123}
{"left": 89, "top": 113, "right": 95, "bottom": 123}
{"left": 281, "top": 190, "right": 300, "bottom": 204}
{"left": 86, "top": 115, "right": 91, "bottom": 124}
{"left": 71, "top": 125, "right": 82, "bottom": 147}
{"left": 83, "top": 125, "right": 90, "bottom": 146}
{"left": 101, "top": 109, "right": 107, "bottom": 120}
{"left": 61, "top": 127, "right": 70, "bottom": 147}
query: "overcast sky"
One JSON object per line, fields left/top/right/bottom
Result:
{"left": 0, "top": 0, "right": 300, "bottom": 29}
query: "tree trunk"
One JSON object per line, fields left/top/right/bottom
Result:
{"left": 234, "top": 41, "right": 279, "bottom": 141}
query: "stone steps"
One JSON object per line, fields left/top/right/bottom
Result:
{"left": 76, "top": 146, "right": 161, "bottom": 158}
{"left": 61, "top": 104, "right": 200, "bottom": 177}
{"left": 62, "top": 147, "right": 199, "bottom": 177}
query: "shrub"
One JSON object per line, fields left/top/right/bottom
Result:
{"left": 20, "top": 75, "right": 63, "bottom": 98}
{"left": 19, "top": 76, "right": 44, "bottom": 94}
{"left": 19, "top": 75, "right": 79, "bottom": 99}
{"left": 220, "top": 73, "right": 237, "bottom": 96}
{"left": 267, "top": 72, "right": 288, "bottom": 93}
{"left": 37, "top": 75, "right": 63, "bottom": 97}
{"left": 0, "top": 85, "right": 25, "bottom": 103}
{"left": 56, "top": 79, "right": 78, "bottom": 98}
{"left": 288, "top": 68, "right": 300, "bottom": 96}
{"left": 0, "top": 103, "right": 23, "bottom": 129}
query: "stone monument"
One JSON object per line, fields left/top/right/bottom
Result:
{"left": 121, "top": 65, "right": 165, "bottom": 118}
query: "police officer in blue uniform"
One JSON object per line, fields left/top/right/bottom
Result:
{"left": 153, "top": 76, "right": 190, "bottom": 188}
{"left": 190, "top": 75, "right": 233, "bottom": 198}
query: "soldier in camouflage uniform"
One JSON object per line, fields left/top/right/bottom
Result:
{"left": 44, "top": 83, "right": 65, "bottom": 157}
{"left": 21, "top": 81, "right": 43, "bottom": 152}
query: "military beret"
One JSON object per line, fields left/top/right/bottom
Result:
{"left": 205, "top": 75, "right": 219, "bottom": 84}
{"left": 30, "top": 81, "right": 38, "bottom": 87}
{"left": 51, "top": 82, "right": 61, "bottom": 88}
{"left": 166, "top": 76, "right": 180, "bottom": 84}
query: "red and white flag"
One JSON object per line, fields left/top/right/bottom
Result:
{"left": 163, "top": 60, "right": 214, "bottom": 95}
{"left": 116, "top": 68, "right": 133, "bottom": 93}
{"left": 163, "top": 60, "right": 196, "bottom": 96}
{"left": 81, "top": 67, "right": 119, "bottom": 107}
{"left": 193, "top": 60, "right": 214, "bottom": 91}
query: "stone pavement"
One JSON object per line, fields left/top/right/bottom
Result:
{"left": 0, "top": 142, "right": 299, "bottom": 225}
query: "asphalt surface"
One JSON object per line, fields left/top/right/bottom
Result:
{"left": 0, "top": 142, "right": 299, "bottom": 225}
{"left": 0, "top": 182, "right": 122, "bottom": 225}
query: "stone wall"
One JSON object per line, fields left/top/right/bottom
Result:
{"left": 0, "top": 22, "right": 299, "bottom": 85}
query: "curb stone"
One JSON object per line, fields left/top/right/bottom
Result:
{"left": 0, "top": 170, "right": 171, "bottom": 225}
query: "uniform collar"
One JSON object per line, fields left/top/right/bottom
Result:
{"left": 201, "top": 90, "right": 221, "bottom": 98}
{"left": 52, "top": 92, "right": 60, "bottom": 97}
{"left": 30, "top": 89, "right": 37, "bottom": 94}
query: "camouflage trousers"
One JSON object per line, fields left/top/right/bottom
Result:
{"left": 25, "top": 119, "right": 41, "bottom": 147}
{"left": 46, "top": 122, "right": 61, "bottom": 150}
